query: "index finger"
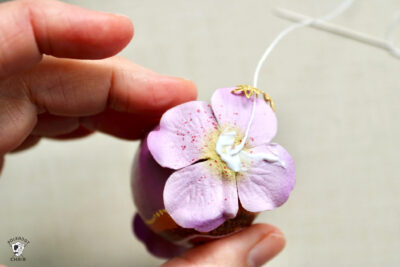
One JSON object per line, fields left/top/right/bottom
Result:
{"left": 0, "top": 0, "right": 133, "bottom": 79}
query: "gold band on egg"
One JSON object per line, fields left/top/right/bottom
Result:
{"left": 144, "top": 209, "right": 167, "bottom": 225}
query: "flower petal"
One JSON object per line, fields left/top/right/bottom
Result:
{"left": 211, "top": 87, "right": 277, "bottom": 147}
{"left": 133, "top": 214, "right": 187, "bottom": 258}
{"left": 148, "top": 101, "right": 218, "bottom": 170}
{"left": 164, "top": 161, "right": 238, "bottom": 232}
{"left": 237, "top": 143, "right": 295, "bottom": 212}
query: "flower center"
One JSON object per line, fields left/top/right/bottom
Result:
{"left": 215, "top": 129, "right": 285, "bottom": 172}
{"left": 215, "top": 130, "right": 242, "bottom": 172}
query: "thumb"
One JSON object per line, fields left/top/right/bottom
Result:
{"left": 162, "top": 224, "right": 286, "bottom": 267}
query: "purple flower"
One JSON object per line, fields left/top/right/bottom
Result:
{"left": 147, "top": 87, "right": 295, "bottom": 232}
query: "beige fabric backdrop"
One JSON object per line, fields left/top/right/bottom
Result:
{"left": 1, "top": 0, "right": 400, "bottom": 266}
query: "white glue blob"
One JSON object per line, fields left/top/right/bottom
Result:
{"left": 215, "top": 129, "right": 285, "bottom": 172}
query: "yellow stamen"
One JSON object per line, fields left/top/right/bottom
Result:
{"left": 232, "top": 85, "right": 275, "bottom": 112}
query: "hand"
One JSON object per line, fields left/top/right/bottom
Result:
{"left": 0, "top": 0, "right": 286, "bottom": 266}
{"left": 162, "top": 224, "right": 285, "bottom": 267}
{"left": 0, "top": 0, "right": 196, "bottom": 168}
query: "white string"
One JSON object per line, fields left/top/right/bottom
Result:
{"left": 275, "top": 7, "right": 400, "bottom": 60}
{"left": 253, "top": 0, "right": 355, "bottom": 88}
{"left": 385, "top": 11, "right": 400, "bottom": 58}
{"left": 230, "top": 96, "right": 256, "bottom": 155}
{"left": 232, "top": 0, "right": 355, "bottom": 156}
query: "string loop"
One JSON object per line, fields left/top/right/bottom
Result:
{"left": 236, "top": 0, "right": 356, "bottom": 153}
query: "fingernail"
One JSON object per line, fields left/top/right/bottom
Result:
{"left": 111, "top": 13, "right": 131, "bottom": 20}
{"left": 247, "top": 233, "right": 285, "bottom": 267}
{"left": 163, "top": 75, "right": 193, "bottom": 83}
{"left": 178, "top": 77, "right": 194, "bottom": 83}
